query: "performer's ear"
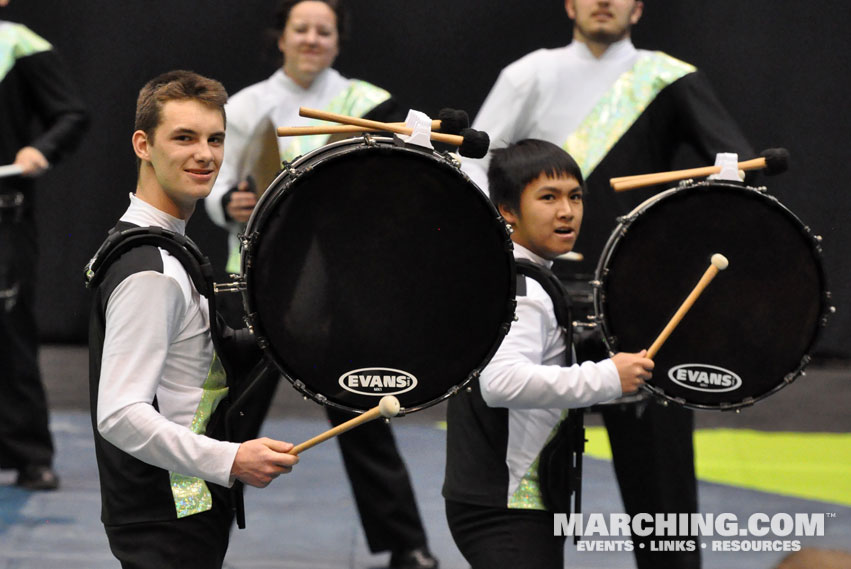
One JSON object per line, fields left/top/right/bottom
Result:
{"left": 565, "top": 0, "right": 576, "bottom": 20}
{"left": 132, "top": 130, "right": 150, "bottom": 162}
{"left": 499, "top": 203, "right": 519, "bottom": 226}
{"left": 631, "top": 1, "right": 645, "bottom": 25}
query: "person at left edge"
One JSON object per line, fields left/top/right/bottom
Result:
{"left": 0, "top": 0, "right": 89, "bottom": 491}
{"left": 205, "top": 3, "right": 438, "bottom": 568}
{"left": 88, "top": 70, "right": 299, "bottom": 569}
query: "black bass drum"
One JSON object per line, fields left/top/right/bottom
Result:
{"left": 241, "top": 136, "right": 515, "bottom": 414}
{"left": 593, "top": 180, "right": 831, "bottom": 410}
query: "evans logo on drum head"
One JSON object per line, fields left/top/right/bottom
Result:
{"left": 339, "top": 368, "right": 418, "bottom": 396}
{"left": 668, "top": 364, "right": 742, "bottom": 393}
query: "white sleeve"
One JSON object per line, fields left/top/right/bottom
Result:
{"left": 97, "top": 271, "right": 240, "bottom": 487}
{"left": 480, "top": 295, "right": 622, "bottom": 409}
{"left": 461, "top": 60, "right": 541, "bottom": 196}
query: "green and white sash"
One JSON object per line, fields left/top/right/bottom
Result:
{"left": 564, "top": 52, "right": 695, "bottom": 178}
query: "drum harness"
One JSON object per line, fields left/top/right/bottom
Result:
{"left": 515, "top": 259, "right": 586, "bottom": 543}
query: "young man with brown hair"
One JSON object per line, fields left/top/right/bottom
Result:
{"left": 88, "top": 70, "right": 298, "bottom": 569}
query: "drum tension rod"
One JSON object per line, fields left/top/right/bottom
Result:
{"left": 213, "top": 279, "right": 246, "bottom": 294}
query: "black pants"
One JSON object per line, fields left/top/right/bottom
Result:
{"left": 0, "top": 195, "right": 53, "bottom": 470}
{"left": 327, "top": 406, "right": 428, "bottom": 553}
{"left": 601, "top": 400, "right": 701, "bottom": 569}
{"left": 445, "top": 500, "right": 565, "bottom": 569}
{"left": 217, "top": 293, "right": 428, "bottom": 554}
{"left": 105, "top": 484, "right": 233, "bottom": 569}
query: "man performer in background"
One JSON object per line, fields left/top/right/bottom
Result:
{"left": 0, "top": 0, "right": 89, "bottom": 490}
{"left": 462, "top": 1, "right": 753, "bottom": 567}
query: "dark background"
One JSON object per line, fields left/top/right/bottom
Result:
{"left": 3, "top": 0, "right": 849, "bottom": 358}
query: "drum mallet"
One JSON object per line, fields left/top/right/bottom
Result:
{"left": 297, "top": 106, "right": 490, "bottom": 158}
{"left": 288, "top": 395, "right": 401, "bottom": 455}
{"left": 610, "top": 148, "right": 789, "bottom": 192}
{"left": 276, "top": 108, "right": 469, "bottom": 138}
{"left": 646, "top": 253, "right": 729, "bottom": 359}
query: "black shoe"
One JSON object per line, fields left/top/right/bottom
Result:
{"left": 389, "top": 547, "right": 439, "bottom": 569}
{"left": 16, "top": 466, "right": 60, "bottom": 491}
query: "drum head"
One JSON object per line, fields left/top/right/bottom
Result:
{"left": 595, "top": 182, "right": 828, "bottom": 410}
{"left": 243, "top": 139, "right": 514, "bottom": 414}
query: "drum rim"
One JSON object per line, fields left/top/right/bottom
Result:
{"left": 592, "top": 180, "right": 832, "bottom": 410}
{"left": 238, "top": 136, "right": 517, "bottom": 414}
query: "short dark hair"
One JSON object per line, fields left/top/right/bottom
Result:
{"left": 488, "top": 139, "right": 584, "bottom": 214}
{"left": 275, "top": 0, "right": 348, "bottom": 40}
{"left": 135, "top": 70, "right": 228, "bottom": 141}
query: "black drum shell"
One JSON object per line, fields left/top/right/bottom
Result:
{"left": 241, "top": 138, "right": 515, "bottom": 414}
{"left": 594, "top": 181, "right": 830, "bottom": 410}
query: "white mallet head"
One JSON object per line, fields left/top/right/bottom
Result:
{"left": 378, "top": 396, "right": 401, "bottom": 418}
{"left": 711, "top": 253, "right": 729, "bottom": 271}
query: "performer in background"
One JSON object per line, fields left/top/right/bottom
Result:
{"left": 444, "top": 139, "right": 654, "bottom": 569}
{"left": 462, "top": 1, "right": 753, "bottom": 567}
{"left": 0, "top": 0, "right": 89, "bottom": 490}
{"left": 88, "top": 70, "right": 298, "bottom": 569}
{"left": 205, "top": 2, "right": 437, "bottom": 568}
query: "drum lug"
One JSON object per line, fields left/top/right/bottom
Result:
{"left": 239, "top": 231, "right": 260, "bottom": 260}
{"left": 442, "top": 151, "right": 461, "bottom": 168}
{"left": 677, "top": 178, "right": 695, "bottom": 188}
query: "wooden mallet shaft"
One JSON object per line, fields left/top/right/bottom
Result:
{"left": 646, "top": 254, "right": 729, "bottom": 359}
{"left": 277, "top": 120, "right": 442, "bottom": 138}
{"left": 299, "top": 106, "right": 464, "bottom": 147}
{"left": 611, "top": 157, "right": 768, "bottom": 192}
{"left": 288, "top": 396, "right": 401, "bottom": 455}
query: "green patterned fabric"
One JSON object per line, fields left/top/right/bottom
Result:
{"left": 169, "top": 352, "right": 229, "bottom": 518}
{"left": 507, "top": 410, "right": 570, "bottom": 510}
{"left": 564, "top": 52, "right": 695, "bottom": 178}
{"left": 0, "top": 22, "right": 52, "bottom": 82}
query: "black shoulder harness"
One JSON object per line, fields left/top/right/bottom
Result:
{"left": 515, "top": 258, "right": 572, "bottom": 349}
{"left": 84, "top": 225, "right": 212, "bottom": 297}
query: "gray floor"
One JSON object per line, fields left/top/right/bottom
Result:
{"left": 1, "top": 346, "right": 849, "bottom": 568}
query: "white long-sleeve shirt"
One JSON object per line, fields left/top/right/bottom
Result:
{"left": 97, "top": 194, "right": 239, "bottom": 488}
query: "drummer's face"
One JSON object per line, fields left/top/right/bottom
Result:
{"left": 500, "top": 173, "right": 583, "bottom": 260}
{"left": 279, "top": 1, "right": 340, "bottom": 89}
{"left": 133, "top": 99, "right": 225, "bottom": 219}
